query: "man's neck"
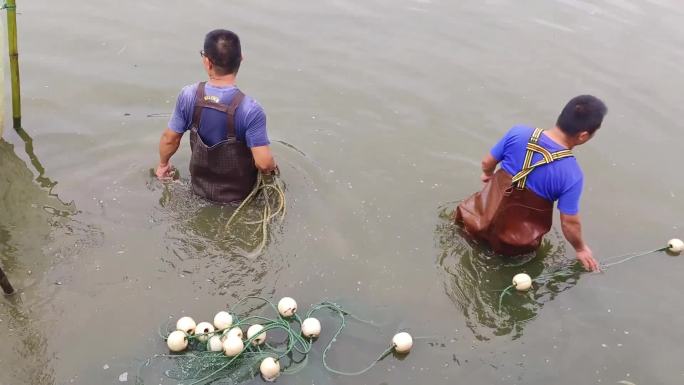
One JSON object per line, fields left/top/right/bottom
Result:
{"left": 207, "top": 73, "right": 237, "bottom": 87}
{"left": 544, "top": 126, "right": 575, "bottom": 149}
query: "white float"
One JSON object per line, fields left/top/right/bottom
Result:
{"left": 167, "top": 330, "right": 188, "bottom": 352}
{"left": 668, "top": 238, "right": 684, "bottom": 253}
{"left": 392, "top": 332, "right": 413, "bottom": 354}
{"left": 259, "top": 357, "right": 280, "bottom": 382}
{"left": 247, "top": 324, "right": 266, "bottom": 345}
{"left": 213, "top": 311, "right": 233, "bottom": 330}
{"left": 207, "top": 335, "right": 223, "bottom": 352}
{"left": 195, "top": 322, "right": 215, "bottom": 343}
{"left": 277, "top": 297, "right": 298, "bottom": 317}
{"left": 301, "top": 317, "right": 321, "bottom": 338}
{"left": 222, "top": 335, "right": 244, "bottom": 357}
{"left": 222, "top": 326, "right": 243, "bottom": 342}
{"left": 512, "top": 273, "right": 532, "bottom": 291}
{"left": 176, "top": 316, "right": 196, "bottom": 335}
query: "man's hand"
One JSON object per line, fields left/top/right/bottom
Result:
{"left": 251, "top": 145, "right": 277, "bottom": 173}
{"left": 156, "top": 162, "right": 174, "bottom": 180}
{"left": 576, "top": 245, "right": 599, "bottom": 272}
{"left": 157, "top": 128, "right": 183, "bottom": 180}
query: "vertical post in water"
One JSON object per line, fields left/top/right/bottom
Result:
{"left": 0, "top": 3, "right": 16, "bottom": 295}
{"left": 0, "top": 25, "right": 4, "bottom": 139}
{"left": 0, "top": 264, "right": 15, "bottom": 295}
{"left": 5, "top": 0, "right": 20, "bottom": 128}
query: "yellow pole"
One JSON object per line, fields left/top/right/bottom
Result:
{"left": 0, "top": 3, "right": 5, "bottom": 137}
{"left": 4, "top": 0, "right": 20, "bottom": 128}
{"left": 0, "top": 27, "right": 4, "bottom": 139}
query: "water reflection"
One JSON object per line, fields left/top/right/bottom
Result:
{"left": 0, "top": 139, "right": 79, "bottom": 280}
{"left": 14, "top": 127, "right": 61, "bottom": 193}
{"left": 0, "top": 138, "right": 88, "bottom": 385}
{"left": 435, "top": 204, "right": 582, "bottom": 340}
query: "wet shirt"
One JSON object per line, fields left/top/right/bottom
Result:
{"left": 168, "top": 83, "right": 270, "bottom": 148}
{"left": 490, "top": 125, "right": 583, "bottom": 215}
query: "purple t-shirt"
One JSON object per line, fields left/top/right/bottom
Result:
{"left": 168, "top": 83, "right": 270, "bottom": 148}
{"left": 490, "top": 125, "right": 583, "bottom": 215}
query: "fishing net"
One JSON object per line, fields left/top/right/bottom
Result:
{"left": 137, "top": 297, "right": 399, "bottom": 385}
{"left": 138, "top": 351, "right": 264, "bottom": 385}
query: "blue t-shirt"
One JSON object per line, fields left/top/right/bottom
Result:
{"left": 168, "top": 83, "right": 270, "bottom": 148}
{"left": 490, "top": 125, "right": 583, "bottom": 215}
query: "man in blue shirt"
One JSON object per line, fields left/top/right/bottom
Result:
{"left": 155, "top": 29, "right": 276, "bottom": 203}
{"left": 456, "top": 95, "right": 606, "bottom": 271}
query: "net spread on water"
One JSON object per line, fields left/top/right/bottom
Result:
{"left": 137, "top": 297, "right": 399, "bottom": 385}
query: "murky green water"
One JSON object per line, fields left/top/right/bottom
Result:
{"left": 2, "top": 1, "right": 684, "bottom": 384}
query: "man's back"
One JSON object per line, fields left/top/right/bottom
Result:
{"left": 168, "top": 83, "right": 270, "bottom": 148}
{"left": 491, "top": 125, "right": 584, "bottom": 215}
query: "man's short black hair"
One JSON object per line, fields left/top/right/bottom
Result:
{"left": 556, "top": 95, "right": 607, "bottom": 135}
{"left": 203, "top": 29, "right": 241, "bottom": 76}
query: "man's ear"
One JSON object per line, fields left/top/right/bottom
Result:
{"left": 577, "top": 131, "right": 592, "bottom": 144}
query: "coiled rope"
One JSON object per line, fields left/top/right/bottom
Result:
{"left": 224, "top": 172, "right": 286, "bottom": 256}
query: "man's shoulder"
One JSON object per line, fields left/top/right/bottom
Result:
{"left": 237, "top": 92, "right": 265, "bottom": 116}
{"left": 507, "top": 124, "right": 535, "bottom": 138}
{"left": 181, "top": 82, "right": 200, "bottom": 92}
{"left": 177, "top": 83, "right": 200, "bottom": 103}
{"left": 554, "top": 156, "right": 583, "bottom": 182}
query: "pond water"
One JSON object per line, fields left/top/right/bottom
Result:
{"left": 1, "top": 0, "right": 683, "bottom": 384}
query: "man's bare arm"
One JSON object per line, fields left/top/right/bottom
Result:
{"left": 481, "top": 153, "right": 498, "bottom": 183}
{"left": 560, "top": 213, "right": 599, "bottom": 271}
{"left": 156, "top": 128, "right": 183, "bottom": 179}
{"left": 251, "top": 145, "right": 276, "bottom": 173}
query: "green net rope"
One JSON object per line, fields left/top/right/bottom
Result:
{"left": 139, "top": 296, "right": 406, "bottom": 385}
{"left": 496, "top": 245, "right": 671, "bottom": 314}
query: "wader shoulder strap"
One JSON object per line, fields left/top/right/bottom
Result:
{"left": 226, "top": 91, "right": 245, "bottom": 140}
{"left": 191, "top": 82, "right": 207, "bottom": 128}
{"left": 512, "top": 128, "right": 573, "bottom": 188}
{"left": 190, "top": 84, "right": 245, "bottom": 140}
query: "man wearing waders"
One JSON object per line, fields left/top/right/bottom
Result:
{"left": 155, "top": 29, "right": 276, "bottom": 203}
{"left": 455, "top": 95, "right": 605, "bottom": 271}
